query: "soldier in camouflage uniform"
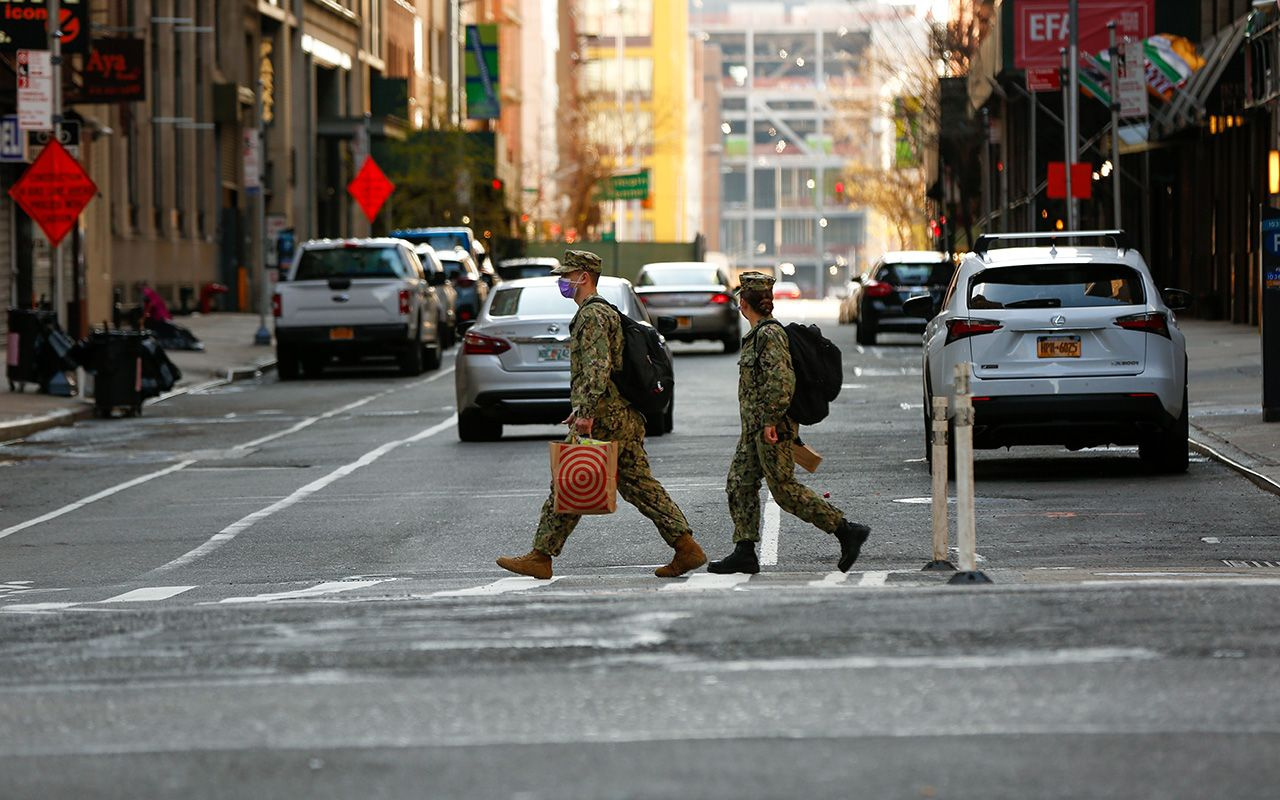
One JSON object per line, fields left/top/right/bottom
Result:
{"left": 496, "top": 250, "right": 707, "bottom": 580}
{"left": 707, "top": 271, "right": 870, "bottom": 574}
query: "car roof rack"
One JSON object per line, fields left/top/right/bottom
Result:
{"left": 972, "top": 230, "right": 1130, "bottom": 260}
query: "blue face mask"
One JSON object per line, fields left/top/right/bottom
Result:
{"left": 558, "top": 277, "right": 579, "bottom": 298}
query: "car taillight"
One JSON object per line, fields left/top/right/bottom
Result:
{"left": 271, "top": 293, "right": 281, "bottom": 318}
{"left": 462, "top": 331, "right": 511, "bottom": 355}
{"left": 864, "top": 281, "right": 894, "bottom": 298}
{"left": 399, "top": 289, "right": 411, "bottom": 316}
{"left": 944, "top": 318, "right": 1003, "bottom": 345}
{"left": 709, "top": 293, "right": 732, "bottom": 304}
{"left": 455, "top": 276, "right": 476, "bottom": 288}
{"left": 1114, "top": 311, "right": 1170, "bottom": 339}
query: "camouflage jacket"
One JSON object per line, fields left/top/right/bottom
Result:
{"left": 738, "top": 317, "right": 795, "bottom": 433}
{"left": 569, "top": 295, "right": 644, "bottom": 440}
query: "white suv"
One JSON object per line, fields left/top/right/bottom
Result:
{"left": 907, "top": 231, "right": 1191, "bottom": 473}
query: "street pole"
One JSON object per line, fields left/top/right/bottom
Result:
{"left": 1108, "top": 21, "right": 1122, "bottom": 229}
{"left": 981, "top": 108, "right": 992, "bottom": 226}
{"left": 1028, "top": 88, "right": 1037, "bottom": 230}
{"left": 614, "top": 2, "right": 625, "bottom": 242}
{"left": 49, "top": 0, "right": 63, "bottom": 327}
{"left": 1068, "top": 0, "right": 1080, "bottom": 229}
{"left": 1061, "top": 47, "right": 1074, "bottom": 229}
{"left": 253, "top": 80, "right": 271, "bottom": 346}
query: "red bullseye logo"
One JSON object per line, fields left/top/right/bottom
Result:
{"left": 554, "top": 446, "right": 612, "bottom": 513}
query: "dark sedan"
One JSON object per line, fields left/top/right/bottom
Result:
{"left": 634, "top": 262, "right": 741, "bottom": 353}
{"left": 842, "top": 251, "right": 954, "bottom": 345}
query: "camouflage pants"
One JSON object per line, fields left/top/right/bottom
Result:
{"left": 726, "top": 421, "right": 844, "bottom": 543}
{"left": 533, "top": 440, "right": 691, "bottom": 557}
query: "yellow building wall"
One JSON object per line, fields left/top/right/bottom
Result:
{"left": 648, "top": 0, "right": 687, "bottom": 242}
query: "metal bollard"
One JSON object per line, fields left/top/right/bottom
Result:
{"left": 923, "top": 395, "right": 956, "bottom": 571}
{"left": 948, "top": 361, "right": 992, "bottom": 585}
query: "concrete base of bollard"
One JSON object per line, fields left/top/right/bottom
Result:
{"left": 922, "top": 559, "right": 957, "bottom": 572}
{"left": 947, "top": 570, "right": 993, "bottom": 585}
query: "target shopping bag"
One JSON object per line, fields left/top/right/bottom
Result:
{"left": 550, "top": 437, "right": 618, "bottom": 515}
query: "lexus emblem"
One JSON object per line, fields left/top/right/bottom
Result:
{"left": 1050, "top": 315, "right": 1066, "bottom": 327}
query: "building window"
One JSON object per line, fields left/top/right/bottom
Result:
{"left": 779, "top": 167, "right": 816, "bottom": 208}
{"left": 580, "top": 58, "right": 653, "bottom": 97}
{"left": 721, "top": 167, "right": 746, "bottom": 209}
{"left": 753, "top": 167, "right": 776, "bottom": 209}
{"left": 753, "top": 219, "right": 775, "bottom": 256}
{"left": 577, "top": 0, "right": 652, "bottom": 38}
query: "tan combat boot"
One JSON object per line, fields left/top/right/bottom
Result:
{"left": 496, "top": 550, "right": 553, "bottom": 580}
{"left": 654, "top": 534, "right": 707, "bottom": 578}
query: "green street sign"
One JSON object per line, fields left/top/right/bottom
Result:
{"left": 598, "top": 169, "right": 650, "bottom": 201}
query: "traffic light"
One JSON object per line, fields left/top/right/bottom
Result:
{"left": 834, "top": 180, "right": 845, "bottom": 202}
{"left": 491, "top": 178, "right": 502, "bottom": 192}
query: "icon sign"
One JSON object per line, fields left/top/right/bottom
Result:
{"left": 347, "top": 157, "right": 395, "bottom": 223}
{"left": 8, "top": 140, "right": 98, "bottom": 246}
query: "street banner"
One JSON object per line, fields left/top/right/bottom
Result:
{"left": 0, "top": 115, "right": 24, "bottom": 162}
{"left": 1014, "top": 0, "right": 1153, "bottom": 70}
{"left": 0, "top": 0, "right": 89, "bottom": 54}
{"left": 1080, "top": 34, "right": 1204, "bottom": 110}
{"left": 465, "top": 24, "right": 500, "bottom": 120}
{"left": 16, "top": 49, "right": 52, "bottom": 132}
{"left": 1261, "top": 207, "right": 1280, "bottom": 421}
{"left": 78, "top": 38, "right": 146, "bottom": 103}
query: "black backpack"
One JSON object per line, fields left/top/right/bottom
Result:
{"left": 760, "top": 319, "right": 843, "bottom": 425}
{"left": 582, "top": 297, "right": 674, "bottom": 419}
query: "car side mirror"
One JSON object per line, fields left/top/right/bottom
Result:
{"left": 902, "top": 294, "right": 936, "bottom": 319}
{"left": 655, "top": 315, "right": 679, "bottom": 335}
{"left": 1163, "top": 288, "right": 1192, "bottom": 311}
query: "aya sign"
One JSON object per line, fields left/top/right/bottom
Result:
{"left": 1015, "top": 0, "right": 1153, "bottom": 69}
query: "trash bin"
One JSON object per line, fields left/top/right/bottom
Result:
{"left": 88, "top": 329, "right": 146, "bottom": 417}
{"left": 7, "top": 308, "right": 58, "bottom": 392}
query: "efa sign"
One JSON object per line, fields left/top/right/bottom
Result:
{"left": 1015, "top": 0, "right": 1153, "bottom": 69}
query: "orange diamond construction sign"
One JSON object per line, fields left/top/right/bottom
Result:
{"left": 8, "top": 140, "right": 97, "bottom": 247}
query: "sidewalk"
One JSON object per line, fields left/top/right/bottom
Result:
{"left": 1, "top": 313, "right": 276, "bottom": 440}
{"left": 1181, "top": 319, "right": 1280, "bottom": 495}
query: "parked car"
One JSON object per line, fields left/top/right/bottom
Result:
{"left": 455, "top": 276, "right": 676, "bottom": 441}
{"left": 842, "top": 250, "right": 954, "bottom": 346}
{"left": 907, "top": 230, "right": 1190, "bottom": 473}
{"left": 634, "top": 261, "right": 741, "bottom": 353}
{"left": 437, "top": 249, "right": 489, "bottom": 330}
{"left": 273, "top": 238, "right": 444, "bottom": 379}
{"left": 496, "top": 257, "right": 561, "bottom": 281}
{"left": 415, "top": 244, "right": 458, "bottom": 348}
{"left": 772, "top": 281, "right": 803, "bottom": 300}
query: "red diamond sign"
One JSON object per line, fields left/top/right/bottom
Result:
{"left": 348, "top": 156, "right": 395, "bottom": 224}
{"left": 8, "top": 140, "right": 98, "bottom": 247}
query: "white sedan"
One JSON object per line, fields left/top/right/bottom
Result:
{"left": 907, "top": 231, "right": 1191, "bottom": 473}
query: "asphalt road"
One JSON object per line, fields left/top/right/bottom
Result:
{"left": 1, "top": 300, "right": 1278, "bottom": 798}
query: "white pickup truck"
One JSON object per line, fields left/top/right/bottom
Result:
{"left": 272, "top": 238, "right": 445, "bottom": 379}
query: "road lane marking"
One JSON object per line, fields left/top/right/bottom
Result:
{"left": 808, "top": 571, "right": 851, "bottom": 588}
{"left": 0, "top": 460, "right": 197, "bottom": 542}
{"left": 232, "top": 367, "right": 455, "bottom": 452}
{"left": 661, "top": 573, "right": 752, "bottom": 592}
{"left": 219, "top": 579, "right": 393, "bottom": 604}
{"left": 0, "top": 369, "right": 456, "bottom": 543}
{"left": 857, "top": 570, "right": 890, "bottom": 587}
{"left": 669, "top": 647, "right": 1161, "bottom": 673}
{"left": 2, "top": 602, "right": 78, "bottom": 613}
{"left": 149, "top": 414, "right": 459, "bottom": 575}
{"left": 431, "top": 577, "right": 561, "bottom": 598}
{"left": 99, "top": 586, "right": 197, "bottom": 603}
{"left": 760, "top": 492, "right": 780, "bottom": 566}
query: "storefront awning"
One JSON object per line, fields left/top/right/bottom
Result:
{"left": 1151, "top": 14, "right": 1250, "bottom": 139}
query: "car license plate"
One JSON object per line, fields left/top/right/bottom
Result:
{"left": 329, "top": 327, "right": 355, "bottom": 341}
{"left": 537, "top": 345, "right": 569, "bottom": 363}
{"left": 676, "top": 316, "right": 692, "bottom": 330}
{"left": 1037, "top": 335, "right": 1081, "bottom": 358}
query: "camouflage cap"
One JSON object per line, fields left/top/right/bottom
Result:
{"left": 737, "top": 271, "right": 776, "bottom": 293}
{"left": 551, "top": 250, "right": 603, "bottom": 275}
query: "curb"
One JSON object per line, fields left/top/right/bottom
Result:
{"left": 1190, "top": 434, "right": 1280, "bottom": 498}
{"left": 0, "top": 359, "right": 277, "bottom": 443}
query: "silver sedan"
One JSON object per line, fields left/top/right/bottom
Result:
{"left": 454, "top": 276, "right": 675, "bottom": 441}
